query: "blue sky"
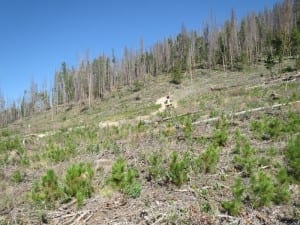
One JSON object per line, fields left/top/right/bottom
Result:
{"left": 0, "top": 0, "right": 278, "bottom": 103}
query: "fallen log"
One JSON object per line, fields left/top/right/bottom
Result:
{"left": 210, "top": 84, "right": 243, "bottom": 91}
{"left": 192, "top": 100, "right": 300, "bottom": 125}
{"left": 247, "top": 73, "right": 300, "bottom": 90}
{"left": 155, "top": 100, "right": 300, "bottom": 125}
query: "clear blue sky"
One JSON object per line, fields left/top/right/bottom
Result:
{"left": 0, "top": 0, "right": 278, "bottom": 103}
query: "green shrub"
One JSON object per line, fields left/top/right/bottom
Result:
{"left": 231, "top": 177, "right": 245, "bottom": 202}
{"left": 215, "top": 114, "right": 228, "bottom": 130}
{"left": 251, "top": 112, "right": 299, "bottom": 140}
{"left": 192, "top": 145, "right": 219, "bottom": 174}
{"left": 167, "top": 151, "right": 189, "bottom": 186}
{"left": 285, "top": 135, "right": 300, "bottom": 181}
{"left": 108, "top": 157, "right": 141, "bottom": 198}
{"left": 45, "top": 143, "right": 68, "bottom": 163}
{"left": 136, "top": 120, "right": 146, "bottom": 133}
{"left": 122, "top": 167, "right": 141, "bottom": 198}
{"left": 222, "top": 169, "right": 291, "bottom": 214}
{"left": 31, "top": 164, "right": 95, "bottom": 209}
{"left": 222, "top": 200, "right": 243, "bottom": 216}
{"left": 31, "top": 169, "right": 63, "bottom": 209}
{"left": 201, "top": 145, "right": 220, "bottom": 173}
{"left": 285, "top": 111, "right": 300, "bottom": 133}
{"left": 273, "top": 168, "right": 290, "bottom": 204}
{"left": 122, "top": 179, "right": 142, "bottom": 198}
{"left": 64, "top": 163, "right": 94, "bottom": 207}
{"left": 265, "top": 53, "right": 275, "bottom": 75}
{"left": 250, "top": 171, "right": 274, "bottom": 208}
{"left": 132, "top": 80, "right": 143, "bottom": 92}
{"left": 86, "top": 143, "right": 101, "bottom": 153}
{"left": 180, "top": 116, "right": 193, "bottom": 139}
{"left": 233, "top": 129, "right": 248, "bottom": 154}
{"left": 222, "top": 178, "right": 245, "bottom": 216}
{"left": 267, "top": 146, "right": 278, "bottom": 156}
{"left": 69, "top": 126, "right": 97, "bottom": 142}
{"left": 1, "top": 129, "right": 11, "bottom": 137}
{"left": 250, "top": 116, "right": 283, "bottom": 140}
{"left": 102, "top": 140, "right": 120, "bottom": 154}
{"left": 64, "top": 137, "right": 76, "bottom": 153}
{"left": 296, "top": 56, "right": 300, "bottom": 69}
{"left": 191, "top": 154, "right": 202, "bottom": 173}
{"left": 201, "top": 202, "right": 212, "bottom": 213}
{"left": 11, "top": 170, "right": 24, "bottom": 183}
{"left": 282, "top": 66, "right": 296, "bottom": 72}
{"left": 45, "top": 138, "right": 76, "bottom": 163}
{"left": 213, "top": 128, "right": 228, "bottom": 146}
{"left": 213, "top": 115, "right": 228, "bottom": 146}
{"left": 147, "top": 152, "right": 164, "bottom": 181}
{"left": 233, "top": 135, "right": 257, "bottom": 176}
{"left": 109, "top": 157, "right": 126, "bottom": 188}
{"left": 0, "top": 136, "right": 23, "bottom": 153}
{"left": 170, "top": 64, "right": 182, "bottom": 84}
{"left": 75, "top": 192, "right": 85, "bottom": 208}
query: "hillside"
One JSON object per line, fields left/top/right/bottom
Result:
{"left": 0, "top": 61, "right": 300, "bottom": 224}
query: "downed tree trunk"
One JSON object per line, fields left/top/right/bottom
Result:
{"left": 247, "top": 73, "right": 300, "bottom": 90}
{"left": 157, "top": 110, "right": 199, "bottom": 122}
{"left": 155, "top": 100, "right": 300, "bottom": 125}
{"left": 210, "top": 83, "right": 245, "bottom": 91}
{"left": 192, "top": 101, "right": 300, "bottom": 125}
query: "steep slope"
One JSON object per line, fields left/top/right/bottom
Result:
{"left": 0, "top": 65, "right": 299, "bottom": 225}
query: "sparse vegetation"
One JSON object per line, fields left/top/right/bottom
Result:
{"left": 1, "top": 0, "right": 300, "bottom": 222}
{"left": 0, "top": 58, "right": 299, "bottom": 223}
